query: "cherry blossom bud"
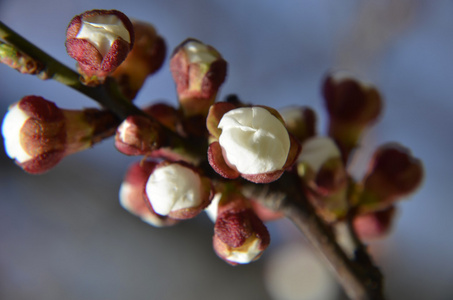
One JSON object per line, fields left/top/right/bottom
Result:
{"left": 279, "top": 106, "right": 316, "bottom": 143}
{"left": 213, "top": 193, "right": 270, "bottom": 265}
{"left": 119, "top": 161, "right": 179, "bottom": 227}
{"left": 144, "top": 161, "right": 213, "bottom": 219}
{"left": 358, "top": 143, "right": 423, "bottom": 213}
{"left": 2, "top": 96, "right": 118, "bottom": 174}
{"left": 66, "top": 9, "right": 134, "bottom": 83}
{"left": 207, "top": 104, "right": 300, "bottom": 184}
{"left": 115, "top": 115, "right": 160, "bottom": 156}
{"left": 112, "top": 20, "right": 166, "bottom": 100}
{"left": 322, "top": 71, "right": 382, "bottom": 162}
{"left": 353, "top": 206, "right": 396, "bottom": 240}
{"left": 297, "top": 137, "right": 348, "bottom": 222}
{"left": 170, "top": 39, "right": 227, "bottom": 116}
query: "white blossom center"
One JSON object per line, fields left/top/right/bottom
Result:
{"left": 1, "top": 103, "right": 32, "bottom": 163}
{"left": 146, "top": 164, "right": 202, "bottom": 216}
{"left": 218, "top": 107, "right": 290, "bottom": 174}
{"left": 77, "top": 14, "right": 130, "bottom": 56}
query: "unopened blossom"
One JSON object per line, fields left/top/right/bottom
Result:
{"left": 170, "top": 38, "right": 227, "bottom": 116}
{"left": 119, "top": 161, "right": 179, "bottom": 227}
{"left": 279, "top": 106, "right": 316, "bottom": 143}
{"left": 353, "top": 206, "right": 396, "bottom": 240}
{"left": 115, "top": 115, "right": 160, "bottom": 156}
{"left": 358, "top": 143, "right": 423, "bottom": 213}
{"left": 322, "top": 71, "right": 382, "bottom": 162}
{"left": 144, "top": 161, "right": 213, "bottom": 219}
{"left": 213, "top": 193, "right": 270, "bottom": 265}
{"left": 112, "top": 20, "right": 166, "bottom": 100}
{"left": 66, "top": 9, "right": 134, "bottom": 82}
{"left": 207, "top": 104, "right": 300, "bottom": 184}
{"left": 297, "top": 137, "right": 348, "bottom": 222}
{"left": 1, "top": 96, "right": 117, "bottom": 174}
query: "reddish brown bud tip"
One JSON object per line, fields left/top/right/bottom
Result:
{"left": 65, "top": 9, "right": 134, "bottom": 82}
{"left": 115, "top": 115, "right": 160, "bottom": 156}
{"left": 170, "top": 38, "right": 227, "bottom": 116}
{"left": 2, "top": 96, "right": 66, "bottom": 174}
{"left": 359, "top": 143, "right": 424, "bottom": 211}
{"left": 323, "top": 72, "right": 382, "bottom": 125}
{"left": 214, "top": 207, "right": 270, "bottom": 265}
{"left": 353, "top": 206, "right": 397, "bottom": 240}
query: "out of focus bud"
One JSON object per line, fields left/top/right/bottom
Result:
{"left": 322, "top": 71, "right": 382, "bottom": 162}
{"left": 207, "top": 104, "right": 300, "bottom": 183}
{"left": 353, "top": 206, "right": 396, "bottom": 240}
{"left": 279, "top": 106, "right": 316, "bottom": 143}
{"left": 213, "top": 193, "right": 270, "bottom": 265}
{"left": 358, "top": 143, "right": 423, "bottom": 213}
{"left": 297, "top": 137, "right": 348, "bottom": 222}
{"left": 170, "top": 39, "right": 227, "bottom": 116}
{"left": 144, "top": 161, "right": 213, "bottom": 219}
{"left": 115, "top": 115, "right": 160, "bottom": 156}
{"left": 1, "top": 96, "right": 117, "bottom": 174}
{"left": 112, "top": 20, "right": 166, "bottom": 100}
{"left": 119, "top": 161, "right": 179, "bottom": 227}
{"left": 66, "top": 9, "right": 134, "bottom": 83}
{"left": 0, "top": 43, "right": 43, "bottom": 75}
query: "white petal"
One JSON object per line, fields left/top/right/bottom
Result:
{"left": 218, "top": 107, "right": 290, "bottom": 174}
{"left": 184, "top": 41, "right": 218, "bottom": 64}
{"left": 1, "top": 103, "right": 32, "bottom": 163}
{"left": 226, "top": 237, "right": 262, "bottom": 264}
{"left": 298, "top": 137, "right": 341, "bottom": 173}
{"left": 205, "top": 192, "right": 221, "bottom": 222}
{"left": 77, "top": 14, "right": 130, "bottom": 56}
{"left": 145, "top": 164, "right": 202, "bottom": 216}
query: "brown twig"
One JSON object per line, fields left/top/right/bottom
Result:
{"left": 244, "top": 172, "right": 385, "bottom": 300}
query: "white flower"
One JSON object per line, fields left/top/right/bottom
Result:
{"left": 76, "top": 14, "right": 131, "bottom": 56}
{"left": 298, "top": 137, "right": 341, "bottom": 173}
{"left": 1, "top": 103, "right": 32, "bottom": 163}
{"left": 145, "top": 164, "right": 202, "bottom": 216}
{"left": 218, "top": 107, "right": 290, "bottom": 175}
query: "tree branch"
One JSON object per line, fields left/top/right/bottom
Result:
{"left": 244, "top": 172, "right": 385, "bottom": 300}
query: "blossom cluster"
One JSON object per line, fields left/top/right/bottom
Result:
{"left": 1, "top": 9, "right": 423, "bottom": 265}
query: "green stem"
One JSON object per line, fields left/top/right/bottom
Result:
{"left": 0, "top": 21, "right": 193, "bottom": 154}
{"left": 0, "top": 21, "right": 142, "bottom": 119}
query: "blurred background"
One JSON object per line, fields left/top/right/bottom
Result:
{"left": 1, "top": 0, "right": 452, "bottom": 299}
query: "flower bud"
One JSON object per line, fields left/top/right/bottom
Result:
{"left": 322, "top": 71, "right": 382, "bottom": 162}
{"left": 358, "top": 143, "right": 423, "bottom": 213}
{"left": 297, "top": 137, "right": 348, "bottom": 222}
{"left": 0, "top": 42, "right": 43, "bottom": 75}
{"left": 207, "top": 104, "right": 300, "bottom": 183}
{"left": 119, "top": 161, "right": 179, "bottom": 227}
{"left": 115, "top": 115, "right": 160, "bottom": 156}
{"left": 66, "top": 9, "right": 134, "bottom": 83}
{"left": 170, "top": 39, "right": 227, "bottom": 116}
{"left": 353, "top": 206, "right": 396, "bottom": 240}
{"left": 213, "top": 193, "right": 270, "bottom": 265}
{"left": 2, "top": 96, "right": 118, "bottom": 174}
{"left": 279, "top": 106, "right": 316, "bottom": 143}
{"left": 144, "top": 161, "right": 213, "bottom": 219}
{"left": 111, "top": 20, "right": 166, "bottom": 100}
